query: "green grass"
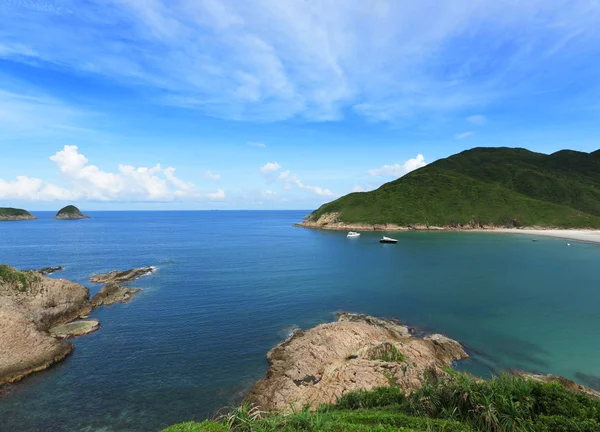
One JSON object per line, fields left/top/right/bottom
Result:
{"left": 0, "top": 264, "right": 40, "bottom": 291}
{"left": 310, "top": 147, "right": 600, "bottom": 228}
{"left": 369, "top": 343, "right": 405, "bottom": 363}
{"left": 162, "top": 372, "right": 600, "bottom": 431}
{"left": 0, "top": 207, "right": 33, "bottom": 218}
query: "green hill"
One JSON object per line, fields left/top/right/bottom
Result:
{"left": 308, "top": 147, "right": 600, "bottom": 228}
{"left": 0, "top": 207, "right": 36, "bottom": 220}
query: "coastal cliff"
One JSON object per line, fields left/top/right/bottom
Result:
{"left": 0, "top": 207, "right": 36, "bottom": 221}
{"left": 0, "top": 265, "right": 153, "bottom": 387}
{"left": 246, "top": 313, "right": 468, "bottom": 412}
{"left": 54, "top": 205, "right": 90, "bottom": 220}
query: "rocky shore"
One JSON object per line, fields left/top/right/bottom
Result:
{"left": 0, "top": 265, "right": 153, "bottom": 387}
{"left": 246, "top": 313, "right": 468, "bottom": 412}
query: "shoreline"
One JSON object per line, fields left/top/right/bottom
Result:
{"left": 295, "top": 222, "right": 600, "bottom": 245}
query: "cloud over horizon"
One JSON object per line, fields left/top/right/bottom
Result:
{"left": 0, "top": 145, "right": 224, "bottom": 202}
{"left": 368, "top": 154, "right": 427, "bottom": 178}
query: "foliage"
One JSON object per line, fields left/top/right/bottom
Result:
{"left": 0, "top": 264, "right": 36, "bottom": 292}
{"left": 369, "top": 343, "right": 405, "bottom": 363}
{"left": 310, "top": 147, "right": 600, "bottom": 228}
{"left": 56, "top": 205, "right": 81, "bottom": 216}
{"left": 163, "top": 372, "right": 600, "bottom": 432}
{"left": 0, "top": 207, "right": 33, "bottom": 218}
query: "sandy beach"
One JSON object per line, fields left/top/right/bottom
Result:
{"left": 478, "top": 229, "right": 600, "bottom": 245}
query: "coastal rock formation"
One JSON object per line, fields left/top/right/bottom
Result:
{"left": 32, "top": 266, "right": 64, "bottom": 275}
{"left": 91, "top": 284, "right": 142, "bottom": 306}
{"left": 54, "top": 205, "right": 90, "bottom": 220}
{"left": 90, "top": 266, "right": 155, "bottom": 284}
{"left": 0, "top": 207, "right": 36, "bottom": 221}
{"left": 245, "top": 313, "right": 468, "bottom": 412}
{"left": 0, "top": 265, "right": 92, "bottom": 386}
{"left": 49, "top": 320, "right": 100, "bottom": 339}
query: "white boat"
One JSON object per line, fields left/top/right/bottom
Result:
{"left": 379, "top": 236, "right": 398, "bottom": 243}
{"left": 347, "top": 231, "right": 360, "bottom": 238}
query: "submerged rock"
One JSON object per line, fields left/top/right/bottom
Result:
{"left": 90, "top": 267, "right": 155, "bottom": 284}
{"left": 91, "top": 284, "right": 142, "bottom": 306}
{"left": 34, "top": 266, "right": 64, "bottom": 275}
{"left": 54, "top": 205, "right": 90, "bottom": 220}
{"left": 245, "top": 313, "right": 468, "bottom": 412}
{"left": 49, "top": 320, "right": 100, "bottom": 339}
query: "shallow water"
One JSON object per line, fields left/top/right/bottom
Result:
{"left": 1, "top": 211, "right": 599, "bottom": 431}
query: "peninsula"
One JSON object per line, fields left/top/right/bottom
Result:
{"left": 0, "top": 264, "right": 153, "bottom": 387}
{"left": 0, "top": 207, "right": 36, "bottom": 221}
{"left": 298, "top": 147, "right": 600, "bottom": 231}
{"left": 54, "top": 205, "right": 90, "bottom": 219}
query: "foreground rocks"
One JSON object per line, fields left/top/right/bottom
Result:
{"left": 245, "top": 313, "right": 468, "bottom": 412}
{"left": 49, "top": 320, "right": 100, "bottom": 339}
{"left": 0, "top": 265, "right": 153, "bottom": 387}
{"left": 90, "top": 266, "right": 155, "bottom": 284}
{"left": 0, "top": 266, "right": 91, "bottom": 386}
{"left": 91, "top": 285, "right": 142, "bottom": 306}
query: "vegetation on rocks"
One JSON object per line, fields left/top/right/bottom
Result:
{"left": 163, "top": 372, "right": 600, "bottom": 432}
{"left": 0, "top": 264, "right": 40, "bottom": 292}
{"left": 0, "top": 207, "right": 35, "bottom": 220}
{"left": 308, "top": 147, "right": 600, "bottom": 228}
{"left": 55, "top": 205, "right": 89, "bottom": 219}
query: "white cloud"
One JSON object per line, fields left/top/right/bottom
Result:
{"left": 207, "top": 189, "right": 225, "bottom": 201}
{"left": 281, "top": 172, "right": 333, "bottom": 197}
{"left": 467, "top": 115, "right": 487, "bottom": 125}
{"left": 259, "top": 162, "right": 281, "bottom": 174}
{"left": 0, "top": 145, "right": 221, "bottom": 202}
{"left": 2, "top": 1, "right": 598, "bottom": 123}
{"left": 247, "top": 141, "right": 266, "bottom": 148}
{"left": 352, "top": 184, "right": 374, "bottom": 193}
{"left": 455, "top": 131, "right": 475, "bottom": 139}
{"left": 203, "top": 170, "right": 221, "bottom": 181}
{"left": 368, "top": 154, "right": 427, "bottom": 178}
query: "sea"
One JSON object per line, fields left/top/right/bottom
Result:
{"left": 0, "top": 210, "right": 599, "bottom": 431}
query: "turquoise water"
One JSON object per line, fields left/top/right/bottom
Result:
{"left": 0, "top": 211, "right": 599, "bottom": 431}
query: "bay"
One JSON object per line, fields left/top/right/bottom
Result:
{"left": 1, "top": 210, "right": 599, "bottom": 431}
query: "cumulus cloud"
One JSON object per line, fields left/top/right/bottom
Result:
{"left": 203, "top": 170, "right": 221, "bottom": 181}
{"left": 352, "top": 184, "right": 374, "bottom": 193}
{"left": 248, "top": 141, "right": 266, "bottom": 148}
{"left": 467, "top": 115, "right": 487, "bottom": 125}
{"left": 259, "top": 162, "right": 282, "bottom": 174}
{"left": 368, "top": 155, "right": 427, "bottom": 178}
{"left": 455, "top": 131, "right": 475, "bottom": 139}
{"left": 206, "top": 189, "right": 225, "bottom": 201}
{"left": 0, "top": 145, "right": 222, "bottom": 202}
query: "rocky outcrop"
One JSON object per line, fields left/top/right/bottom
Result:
{"left": 91, "top": 284, "right": 142, "bottom": 306}
{"left": 1, "top": 265, "right": 154, "bottom": 387}
{"left": 245, "top": 313, "right": 468, "bottom": 412}
{"left": 0, "top": 266, "right": 92, "bottom": 386}
{"left": 54, "top": 205, "right": 90, "bottom": 220}
{"left": 49, "top": 320, "right": 100, "bottom": 339}
{"left": 90, "top": 267, "right": 155, "bottom": 284}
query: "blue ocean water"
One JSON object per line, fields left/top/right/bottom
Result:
{"left": 1, "top": 210, "right": 599, "bottom": 431}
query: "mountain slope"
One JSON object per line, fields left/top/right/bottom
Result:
{"left": 307, "top": 147, "right": 600, "bottom": 229}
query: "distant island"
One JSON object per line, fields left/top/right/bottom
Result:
{"left": 298, "top": 147, "right": 600, "bottom": 230}
{"left": 0, "top": 207, "right": 36, "bottom": 221}
{"left": 54, "top": 205, "right": 90, "bottom": 220}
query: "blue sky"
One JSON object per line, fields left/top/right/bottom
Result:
{"left": 1, "top": 0, "right": 600, "bottom": 210}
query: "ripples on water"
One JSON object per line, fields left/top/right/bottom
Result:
{"left": 1, "top": 211, "right": 599, "bottom": 431}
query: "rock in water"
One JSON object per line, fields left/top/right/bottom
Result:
{"left": 245, "top": 312, "right": 468, "bottom": 412}
{"left": 54, "top": 205, "right": 90, "bottom": 220}
{"left": 91, "top": 284, "right": 142, "bottom": 306}
{"left": 0, "top": 265, "right": 92, "bottom": 386}
{"left": 49, "top": 320, "right": 100, "bottom": 339}
{"left": 90, "top": 267, "right": 155, "bottom": 284}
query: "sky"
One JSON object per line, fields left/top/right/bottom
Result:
{"left": 1, "top": 0, "right": 600, "bottom": 210}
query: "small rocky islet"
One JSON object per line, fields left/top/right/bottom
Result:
{"left": 0, "top": 264, "right": 154, "bottom": 387}
{"left": 0, "top": 207, "right": 36, "bottom": 221}
{"left": 54, "top": 205, "right": 90, "bottom": 220}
